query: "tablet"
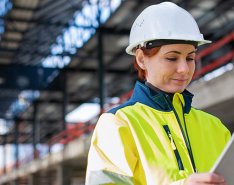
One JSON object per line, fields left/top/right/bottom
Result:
{"left": 210, "top": 133, "right": 234, "bottom": 184}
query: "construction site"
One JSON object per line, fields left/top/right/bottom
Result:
{"left": 0, "top": 0, "right": 233, "bottom": 184}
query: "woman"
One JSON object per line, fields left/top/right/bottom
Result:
{"left": 86, "top": 2, "right": 230, "bottom": 185}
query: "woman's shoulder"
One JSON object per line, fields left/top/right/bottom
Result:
{"left": 190, "top": 107, "right": 230, "bottom": 132}
{"left": 107, "top": 100, "right": 136, "bottom": 114}
{"left": 190, "top": 107, "right": 219, "bottom": 119}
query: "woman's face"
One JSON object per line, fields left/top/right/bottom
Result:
{"left": 137, "top": 44, "right": 196, "bottom": 93}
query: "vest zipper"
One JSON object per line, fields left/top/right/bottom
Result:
{"left": 164, "top": 94, "right": 197, "bottom": 173}
{"left": 163, "top": 125, "right": 184, "bottom": 170}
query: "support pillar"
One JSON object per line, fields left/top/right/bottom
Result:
{"left": 32, "top": 102, "right": 38, "bottom": 159}
{"left": 98, "top": 29, "right": 105, "bottom": 113}
{"left": 56, "top": 164, "right": 70, "bottom": 185}
{"left": 3, "top": 134, "right": 6, "bottom": 174}
{"left": 97, "top": 2, "right": 106, "bottom": 113}
{"left": 28, "top": 173, "right": 39, "bottom": 185}
{"left": 14, "top": 119, "right": 19, "bottom": 169}
{"left": 10, "top": 179, "right": 19, "bottom": 185}
{"left": 62, "top": 72, "right": 68, "bottom": 131}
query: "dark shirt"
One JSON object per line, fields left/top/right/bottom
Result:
{"left": 145, "top": 81, "right": 174, "bottom": 102}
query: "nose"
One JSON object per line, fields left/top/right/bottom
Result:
{"left": 177, "top": 60, "right": 190, "bottom": 74}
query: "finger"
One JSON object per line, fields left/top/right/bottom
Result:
{"left": 189, "top": 173, "right": 225, "bottom": 183}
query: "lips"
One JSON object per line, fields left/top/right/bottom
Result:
{"left": 174, "top": 79, "right": 188, "bottom": 81}
{"left": 172, "top": 78, "right": 188, "bottom": 84}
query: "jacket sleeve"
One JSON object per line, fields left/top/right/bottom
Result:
{"left": 169, "top": 120, "right": 231, "bottom": 185}
{"left": 85, "top": 113, "right": 143, "bottom": 185}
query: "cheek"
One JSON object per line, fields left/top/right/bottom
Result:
{"left": 145, "top": 61, "right": 157, "bottom": 76}
{"left": 190, "top": 63, "right": 196, "bottom": 74}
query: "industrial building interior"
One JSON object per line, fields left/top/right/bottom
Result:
{"left": 0, "top": 0, "right": 233, "bottom": 184}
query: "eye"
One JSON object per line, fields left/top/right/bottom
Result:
{"left": 186, "top": 57, "right": 195, "bottom": 62}
{"left": 166, "top": 57, "right": 177, "bottom": 61}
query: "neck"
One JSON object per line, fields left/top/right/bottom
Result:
{"left": 145, "top": 81, "right": 174, "bottom": 101}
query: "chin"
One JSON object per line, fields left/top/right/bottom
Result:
{"left": 176, "top": 89, "right": 185, "bottom": 93}
{"left": 168, "top": 87, "right": 185, "bottom": 93}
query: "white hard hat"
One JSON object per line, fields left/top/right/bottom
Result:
{"left": 126, "top": 2, "right": 211, "bottom": 55}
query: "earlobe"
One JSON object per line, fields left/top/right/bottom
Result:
{"left": 135, "top": 49, "right": 146, "bottom": 70}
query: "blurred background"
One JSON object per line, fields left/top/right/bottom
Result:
{"left": 0, "top": 0, "right": 233, "bottom": 184}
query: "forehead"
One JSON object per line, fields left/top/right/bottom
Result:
{"left": 159, "top": 44, "right": 196, "bottom": 54}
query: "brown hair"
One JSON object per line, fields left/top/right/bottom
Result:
{"left": 134, "top": 47, "right": 160, "bottom": 80}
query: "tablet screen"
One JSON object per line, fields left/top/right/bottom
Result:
{"left": 210, "top": 134, "right": 234, "bottom": 184}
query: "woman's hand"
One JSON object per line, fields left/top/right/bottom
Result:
{"left": 185, "top": 173, "right": 226, "bottom": 185}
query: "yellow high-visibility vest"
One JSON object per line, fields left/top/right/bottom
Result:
{"left": 86, "top": 81, "right": 230, "bottom": 185}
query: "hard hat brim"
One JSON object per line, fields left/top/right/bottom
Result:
{"left": 126, "top": 39, "right": 211, "bottom": 56}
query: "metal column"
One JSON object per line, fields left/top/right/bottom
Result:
{"left": 28, "top": 173, "right": 39, "bottom": 185}
{"left": 62, "top": 71, "right": 68, "bottom": 131}
{"left": 56, "top": 164, "right": 70, "bottom": 185}
{"left": 14, "top": 119, "right": 19, "bottom": 170}
{"left": 97, "top": 1, "right": 105, "bottom": 112}
{"left": 13, "top": 119, "right": 19, "bottom": 185}
{"left": 3, "top": 134, "right": 6, "bottom": 174}
{"left": 98, "top": 29, "right": 105, "bottom": 112}
{"left": 32, "top": 102, "right": 38, "bottom": 159}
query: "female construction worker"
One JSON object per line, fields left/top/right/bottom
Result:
{"left": 86, "top": 2, "right": 231, "bottom": 185}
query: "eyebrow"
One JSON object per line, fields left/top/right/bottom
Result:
{"left": 165, "top": 51, "right": 196, "bottom": 55}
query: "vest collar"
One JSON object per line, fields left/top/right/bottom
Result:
{"left": 130, "top": 81, "right": 194, "bottom": 113}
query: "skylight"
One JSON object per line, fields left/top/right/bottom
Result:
{"left": 42, "top": 0, "right": 123, "bottom": 68}
{"left": 0, "top": 0, "right": 12, "bottom": 35}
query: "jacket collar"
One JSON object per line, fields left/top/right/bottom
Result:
{"left": 130, "top": 81, "right": 194, "bottom": 113}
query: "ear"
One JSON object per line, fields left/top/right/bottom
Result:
{"left": 135, "top": 49, "right": 146, "bottom": 70}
